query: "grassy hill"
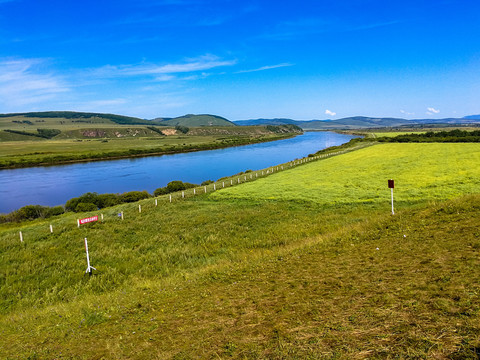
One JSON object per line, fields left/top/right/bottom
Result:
{"left": 154, "top": 114, "right": 236, "bottom": 127}
{"left": 1, "top": 142, "right": 479, "bottom": 358}
{"left": 0, "top": 111, "right": 151, "bottom": 126}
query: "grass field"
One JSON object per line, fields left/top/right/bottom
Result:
{"left": 212, "top": 143, "right": 480, "bottom": 206}
{"left": 1, "top": 142, "right": 479, "bottom": 358}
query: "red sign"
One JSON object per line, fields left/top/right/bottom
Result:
{"left": 79, "top": 216, "right": 98, "bottom": 225}
{"left": 388, "top": 179, "right": 395, "bottom": 189}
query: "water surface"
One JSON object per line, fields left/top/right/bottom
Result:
{"left": 0, "top": 131, "right": 357, "bottom": 213}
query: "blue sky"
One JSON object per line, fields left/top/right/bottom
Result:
{"left": 0, "top": 0, "right": 479, "bottom": 120}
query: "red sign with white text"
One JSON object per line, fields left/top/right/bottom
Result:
{"left": 79, "top": 216, "right": 98, "bottom": 225}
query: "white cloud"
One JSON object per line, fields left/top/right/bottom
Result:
{"left": 90, "top": 55, "right": 236, "bottom": 79}
{"left": 325, "top": 109, "right": 336, "bottom": 116}
{"left": 400, "top": 109, "right": 414, "bottom": 116}
{"left": 235, "top": 63, "right": 293, "bottom": 74}
{"left": 0, "top": 58, "right": 69, "bottom": 110}
{"left": 427, "top": 107, "right": 440, "bottom": 114}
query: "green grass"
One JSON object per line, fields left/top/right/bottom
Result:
{"left": 1, "top": 142, "right": 479, "bottom": 359}
{"left": 212, "top": 143, "right": 480, "bottom": 206}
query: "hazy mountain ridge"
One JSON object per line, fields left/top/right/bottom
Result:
{"left": 234, "top": 116, "right": 480, "bottom": 129}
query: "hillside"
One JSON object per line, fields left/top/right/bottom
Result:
{"left": 1, "top": 142, "right": 479, "bottom": 358}
{"left": 154, "top": 114, "right": 236, "bottom": 127}
{"left": 0, "top": 111, "right": 151, "bottom": 125}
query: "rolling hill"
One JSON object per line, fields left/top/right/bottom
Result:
{"left": 153, "top": 114, "right": 236, "bottom": 127}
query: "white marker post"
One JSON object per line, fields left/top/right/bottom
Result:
{"left": 194, "top": 188, "right": 196, "bottom": 195}
{"left": 222, "top": 182, "right": 225, "bottom": 188}
{"left": 155, "top": 199, "right": 158, "bottom": 206}
{"left": 204, "top": 186, "right": 207, "bottom": 193}
{"left": 169, "top": 194, "right": 172, "bottom": 203}
{"left": 182, "top": 191, "right": 185, "bottom": 198}
{"left": 121, "top": 211, "right": 124, "bottom": 220}
{"left": 388, "top": 179, "right": 395, "bottom": 215}
{"left": 19, "top": 231, "right": 23, "bottom": 242}
{"left": 214, "top": 183, "right": 216, "bottom": 190}
{"left": 50, "top": 224, "right": 53, "bottom": 233}
{"left": 139, "top": 204, "right": 142, "bottom": 213}
{"left": 84, "top": 237, "right": 96, "bottom": 276}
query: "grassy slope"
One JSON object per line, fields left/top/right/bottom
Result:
{"left": 1, "top": 143, "right": 479, "bottom": 359}
{"left": 212, "top": 143, "right": 480, "bottom": 206}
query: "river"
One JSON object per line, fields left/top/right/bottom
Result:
{"left": 0, "top": 131, "right": 357, "bottom": 213}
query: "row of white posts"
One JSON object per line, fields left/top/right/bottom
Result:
{"left": 15, "top": 149, "right": 358, "bottom": 243}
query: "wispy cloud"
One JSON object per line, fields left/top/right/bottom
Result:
{"left": 400, "top": 109, "right": 415, "bottom": 116}
{"left": 0, "top": 58, "right": 69, "bottom": 110}
{"left": 426, "top": 107, "right": 440, "bottom": 115}
{"left": 325, "top": 109, "right": 336, "bottom": 116}
{"left": 235, "top": 63, "right": 293, "bottom": 74}
{"left": 90, "top": 55, "right": 236, "bottom": 79}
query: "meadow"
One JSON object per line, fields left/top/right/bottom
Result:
{"left": 212, "top": 143, "right": 480, "bottom": 206}
{"left": 0, "top": 142, "right": 479, "bottom": 358}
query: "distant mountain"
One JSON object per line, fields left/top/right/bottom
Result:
{"left": 154, "top": 114, "right": 236, "bottom": 127}
{"left": 463, "top": 115, "right": 480, "bottom": 120}
{"left": 234, "top": 116, "right": 480, "bottom": 129}
{"left": 0, "top": 111, "right": 152, "bottom": 125}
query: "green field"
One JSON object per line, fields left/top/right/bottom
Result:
{"left": 213, "top": 143, "right": 480, "bottom": 206}
{"left": 1, "top": 142, "right": 479, "bottom": 359}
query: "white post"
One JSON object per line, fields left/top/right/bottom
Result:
{"left": 250, "top": 174, "right": 252, "bottom": 179}
{"left": 169, "top": 194, "right": 172, "bottom": 203}
{"left": 155, "top": 199, "right": 158, "bottom": 206}
{"left": 244, "top": 176, "right": 246, "bottom": 181}
{"left": 231, "top": 179, "right": 233, "bottom": 185}
{"left": 84, "top": 237, "right": 96, "bottom": 276}
{"left": 391, "top": 188, "right": 395, "bottom": 215}
{"left": 238, "top": 178, "right": 240, "bottom": 183}
{"left": 121, "top": 211, "right": 124, "bottom": 220}
{"left": 194, "top": 188, "right": 196, "bottom": 195}
{"left": 77, "top": 219, "right": 80, "bottom": 228}
{"left": 182, "top": 191, "right": 185, "bottom": 198}
{"left": 256, "top": 173, "right": 258, "bottom": 178}
{"left": 19, "top": 231, "right": 23, "bottom": 242}
{"left": 223, "top": 182, "right": 225, "bottom": 188}
{"left": 204, "top": 186, "right": 207, "bottom": 193}
{"left": 50, "top": 225, "right": 53, "bottom": 233}
{"left": 214, "top": 183, "right": 216, "bottom": 190}
{"left": 101, "top": 213, "right": 104, "bottom": 220}
{"left": 139, "top": 205, "right": 142, "bottom": 213}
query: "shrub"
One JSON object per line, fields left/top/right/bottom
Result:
{"left": 201, "top": 180, "right": 214, "bottom": 186}
{"left": 154, "top": 181, "right": 198, "bottom": 196}
{"left": 75, "top": 202, "right": 97, "bottom": 212}
{"left": 96, "top": 193, "right": 120, "bottom": 208}
{"left": 45, "top": 206, "right": 64, "bottom": 217}
{"left": 65, "top": 192, "right": 100, "bottom": 212}
{"left": 119, "top": 191, "right": 151, "bottom": 203}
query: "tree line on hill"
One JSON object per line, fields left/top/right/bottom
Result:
{"left": 378, "top": 129, "right": 480, "bottom": 143}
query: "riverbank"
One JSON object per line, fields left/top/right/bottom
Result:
{"left": 0, "top": 129, "right": 300, "bottom": 169}
{"left": 1, "top": 141, "right": 479, "bottom": 358}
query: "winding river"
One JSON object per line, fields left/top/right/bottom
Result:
{"left": 0, "top": 131, "right": 357, "bottom": 213}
